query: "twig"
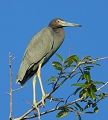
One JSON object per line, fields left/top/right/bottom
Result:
{"left": 6, "top": 92, "right": 10, "bottom": 95}
{"left": 6, "top": 86, "right": 27, "bottom": 95}
{"left": 65, "top": 92, "right": 74, "bottom": 104}
{"left": 68, "top": 44, "right": 72, "bottom": 71}
{"left": 55, "top": 100, "right": 64, "bottom": 108}
{"left": 14, "top": 94, "right": 50, "bottom": 120}
{"left": 52, "top": 71, "right": 62, "bottom": 90}
{"left": 8, "top": 52, "right": 14, "bottom": 120}
{"left": 97, "top": 82, "right": 108, "bottom": 91}
{"left": 12, "top": 85, "right": 27, "bottom": 92}
{"left": 68, "top": 44, "right": 72, "bottom": 57}
{"left": 23, "top": 99, "right": 33, "bottom": 107}
{"left": 20, "top": 97, "right": 84, "bottom": 120}
{"left": 21, "top": 107, "right": 58, "bottom": 119}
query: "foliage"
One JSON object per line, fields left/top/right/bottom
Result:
{"left": 8, "top": 53, "right": 108, "bottom": 120}
{"left": 48, "top": 54, "right": 108, "bottom": 120}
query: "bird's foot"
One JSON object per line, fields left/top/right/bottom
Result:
{"left": 40, "top": 94, "right": 48, "bottom": 107}
{"left": 40, "top": 94, "right": 54, "bottom": 106}
{"left": 33, "top": 103, "right": 40, "bottom": 120}
{"left": 40, "top": 93, "right": 53, "bottom": 107}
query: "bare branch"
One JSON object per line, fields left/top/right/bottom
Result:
{"left": 12, "top": 85, "right": 27, "bottom": 92}
{"left": 6, "top": 86, "right": 27, "bottom": 96}
{"left": 68, "top": 44, "right": 72, "bottom": 57}
{"left": 8, "top": 52, "right": 14, "bottom": 120}
{"left": 6, "top": 92, "right": 10, "bottom": 95}
{"left": 97, "top": 82, "right": 108, "bottom": 91}
{"left": 23, "top": 99, "right": 33, "bottom": 107}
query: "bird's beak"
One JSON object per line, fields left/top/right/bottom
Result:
{"left": 60, "top": 20, "right": 82, "bottom": 27}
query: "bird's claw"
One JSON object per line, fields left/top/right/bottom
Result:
{"left": 33, "top": 104, "right": 40, "bottom": 120}
{"left": 40, "top": 94, "right": 47, "bottom": 107}
{"left": 40, "top": 94, "right": 53, "bottom": 107}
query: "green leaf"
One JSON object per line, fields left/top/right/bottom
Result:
{"left": 58, "top": 106, "right": 67, "bottom": 110}
{"left": 91, "top": 84, "right": 97, "bottom": 92}
{"left": 83, "top": 90, "right": 89, "bottom": 99}
{"left": 91, "top": 81, "right": 104, "bottom": 84}
{"left": 72, "top": 55, "right": 79, "bottom": 63}
{"left": 84, "top": 66, "right": 94, "bottom": 70}
{"left": 87, "top": 88, "right": 96, "bottom": 100}
{"left": 84, "top": 102, "right": 92, "bottom": 110}
{"left": 65, "top": 55, "right": 79, "bottom": 65}
{"left": 98, "top": 93, "right": 106, "bottom": 100}
{"left": 52, "top": 61, "right": 62, "bottom": 66}
{"left": 94, "top": 107, "right": 98, "bottom": 113}
{"left": 56, "top": 54, "right": 63, "bottom": 61}
{"left": 83, "top": 56, "right": 92, "bottom": 61}
{"left": 72, "top": 83, "right": 88, "bottom": 88}
{"left": 56, "top": 67, "right": 62, "bottom": 70}
{"left": 84, "top": 71, "right": 91, "bottom": 83}
{"left": 52, "top": 61, "right": 62, "bottom": 70}
{"left": 51, "top": 79, "right": 56, "bottom": 82}
{"left": 45, "top": 76, "right": 57, "bottom": 83}
{"left": 79, "top": 89, "right": 87, "bottom": 98}
{"left": 56, "top": 110, "right": 68, "bottom": 118}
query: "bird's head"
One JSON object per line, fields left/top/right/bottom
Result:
{"left": 49, "top": 18, "right": 82, "bottom": 29}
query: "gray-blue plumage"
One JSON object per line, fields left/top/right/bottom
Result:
{"left": 16, "top": 26, "right": 64, "bottom": 85}
{"left": 16, "top": 18, "right": 81, "bottom": 86}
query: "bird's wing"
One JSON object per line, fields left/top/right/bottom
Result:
{"left": 16, "top": 27, "right": 54, "bottom": 83}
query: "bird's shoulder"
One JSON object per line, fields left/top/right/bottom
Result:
{"left": 22, "top": 27, "right": 54, "bottom": 64}
{"left": 27, "top": 27, "right": 54, "bottom": 49}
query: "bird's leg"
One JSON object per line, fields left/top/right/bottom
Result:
{"left": 37, "top": 63, "right": 46, "bottom": 107}
{"left": 32, "top": 75, "right": 40, "bottom": 119}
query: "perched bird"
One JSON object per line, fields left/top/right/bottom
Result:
{"left": 16, "top": 18, "right": 81, "bottom": 115}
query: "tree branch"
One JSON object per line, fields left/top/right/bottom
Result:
{"left": 97, "top": 82, "right": 108, "bottom": 91}
{"left": 8, "top": 52, "right": 15, "bottom": 120}
{"left": 13, "top": 56, "right": 108, "bottom": 120}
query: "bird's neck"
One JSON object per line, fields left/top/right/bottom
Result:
{"left": 54, "top": 28, "right": 65, "bottom": 40}
{"left": 53, "top": 27, "right": 62, "bottom": 32}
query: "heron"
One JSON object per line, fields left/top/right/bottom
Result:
{"left": 16, "top": 18, "right": 81, "bottom": 117}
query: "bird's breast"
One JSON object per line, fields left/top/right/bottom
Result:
{"left": 42, "top": 27, "right": 65, "bottom": 66}
{"left": 52, "top": 28, "right": 65, "bottom": 52}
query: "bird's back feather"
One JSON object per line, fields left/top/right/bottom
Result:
{"left": 16, "top": 27, "right": 54, "bottom": 85}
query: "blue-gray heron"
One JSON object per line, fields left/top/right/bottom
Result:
{"left": 16, "top": 18, "right": 81, "bottom": 116}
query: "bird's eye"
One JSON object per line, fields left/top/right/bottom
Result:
{"left": 57, "top": 20, "right": 60, "bottom": 23}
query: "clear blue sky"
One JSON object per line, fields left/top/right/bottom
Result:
{"left": 0, "top": 0, "right": 108, "bottom": 120}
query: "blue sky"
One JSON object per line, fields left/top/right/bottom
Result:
{"left": 0, "top": 0, "right": 108, "bottom": 120}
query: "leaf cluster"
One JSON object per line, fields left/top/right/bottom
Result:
{"left": 47, "top": 54, "right": 107, "bottom": 120}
